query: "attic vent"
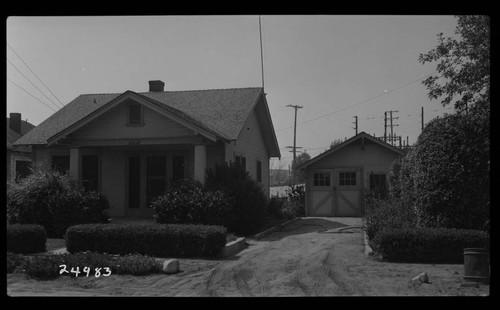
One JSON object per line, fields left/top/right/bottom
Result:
{"left": 128, "top": 103, "right": 143, "bottom": 125}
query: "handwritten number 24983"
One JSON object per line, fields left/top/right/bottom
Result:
{"left": 59, "top": 265, "right": 112, "bottom": 277}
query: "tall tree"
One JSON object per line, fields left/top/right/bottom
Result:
{"left": 419, "top": 15, "right": 490, "bottom": 114}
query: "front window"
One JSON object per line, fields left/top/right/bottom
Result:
{"left": 15, "top": 160, "right": 31, "bottom": 181}
{"left": 256, "top": 160, "right": 262, "bottom": 182}
{"left": 51, "top": 155, "right": 70, "bottom": 174}
{"left": 82, "top": 155, "right": 99, "bottom": 192}
{"left": 235, "top": 155, "right": 246, "bottom": 171}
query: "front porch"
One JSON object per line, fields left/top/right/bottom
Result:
{"left": 37, "top": 141, "right": 225, "bottom": 219}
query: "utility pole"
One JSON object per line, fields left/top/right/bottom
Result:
{"left": 386, "top": 110, "right": 399, "bottom": 146}
{"left": 286, "top": 104, "right": 303, "bottom": 164}
{"left": 353, "top": 116, "right": 358, "bottom": 135}
{"left": 421, "top": 106, "right": 424, "bottom": 132}
{"left": 384, "top": 112, "right": 387, "bottom": 142}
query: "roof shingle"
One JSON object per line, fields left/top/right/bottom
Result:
{"left": 14, "top": 87, "right": 264, "bottom": 146}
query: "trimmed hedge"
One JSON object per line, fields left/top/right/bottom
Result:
{"left": 374, "top": 227, "right": 490, "bottom": 263}
{"left": 65, "top": 223, "right": 227, "bottom": 258}
{"left": 7, "top": 224, "right": 46, "bottom": 254}
{"left": 8, "top": 252, "right": 163, "bottom": 280}
{"left": 364, "top": 198, "right": 417, "bottom": 248}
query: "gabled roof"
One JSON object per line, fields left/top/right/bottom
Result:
{"left": 6, "top": 118, "right": 35, "bottom": 151}
{"left": 14, "top": 87, "right": 280, "bottom": 157}
{"left": 298, "top": 131, "right": 403, "bottom": 169}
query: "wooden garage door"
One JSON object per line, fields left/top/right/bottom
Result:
{"left": 333, "top": 168, "right": 362, "bottom": 217}
{"left": 309, "top": 168, "right": 362, "bottom": 217}
{"left": 309, "top": 169, "right": 333, "bottom": 216}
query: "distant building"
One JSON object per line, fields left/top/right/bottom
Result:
{"left": 7, "top": 113, "right": 35, "bottom": 181}
{"left": 298, "top": 132, "right": 403, "bottom": 217}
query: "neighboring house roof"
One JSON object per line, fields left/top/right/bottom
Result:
{"left": 14, "top": 87, "right": 281, "bottom": 157}
{"left": 298, "top": 131, "right": 404, "bottom": 169}
{"left": 6, "top": 118, "right": 35, "bottom": 152}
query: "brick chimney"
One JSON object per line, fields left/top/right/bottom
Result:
{"left": 9, "top": 113, "right": 22, "bottom": 134}
{"left": 149, "top": 80, "right": 165, "bottom": 92}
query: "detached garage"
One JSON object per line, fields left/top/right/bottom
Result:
{"left": 299, "top": 132, "right": 403, "bottom": 217}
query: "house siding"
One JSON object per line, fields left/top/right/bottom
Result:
{"left": 70, "top": 103, "right": 195, "bottom": 141}
{"left": 225, "top": 109, "right": 270, "bottom": 197}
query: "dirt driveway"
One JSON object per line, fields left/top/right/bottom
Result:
{"left": 7, "top": 217, "right": 489, "bottom": 296}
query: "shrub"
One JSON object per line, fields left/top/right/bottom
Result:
{"left": 400, "top": 112, "right": 489, "bottom": 230}
{"left": 63, "top": 252, "right": 162, "bottom": 276}
{"left": 152, "top": 179, "right": 230, "bottom": 227}
{"left": 65, "top": 223, "right": 227, "bottom": 258}
{"left": 364, "top": 198, "right": 417, "bottom": 250}
{"left": 7, "top": 224, "right": 46, "bottom": 254}
{"left": 7, "top": 252, "right": 30, "bottom": 273}
{"left": 206, "top": 163, "right": 268, "bottom": 235}
{"left": 111, "top": 254, "right": 163, "bottom": 276}
{"left": 17, "top": 252, "right": 163, "bottom": 279}
{"left": 25, "top": 254, "right": 65, "bottom": 280}
{"left": 7, "top": 167, "right": 110, "bottom": 238}
{"left": 374, "top": 227, "right": 490, "bottom": 263}
{"left": 267, "top": 197, "right": 287, "bottom": 219}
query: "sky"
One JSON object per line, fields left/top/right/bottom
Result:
{"left": 6, "top": 15, "right": 458, "bottom": 168}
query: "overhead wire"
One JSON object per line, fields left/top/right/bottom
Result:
{"left": 7, "top": 77, "right": 57, "bottom": 112}
{"left": 275, "top": 71, "right": 437, "bottom": 132}
{"left": 7, "top": 58, "right": 62, "bottom": 111}
{"left": 7, "top": 43, "right": 65, "bottom": 108}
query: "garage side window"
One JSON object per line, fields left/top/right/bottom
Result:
{"left": 313, "top": 172, "right": 330, "bottom": 186}
{"left": 339, "top": 172, "right": 356, "bottom": 186}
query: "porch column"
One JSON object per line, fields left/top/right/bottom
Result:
{"left": 194, "top": 144, "right": 207, "bottom": 185}
{"left": 69, "top": 148, "right": 81, "bottom": 188}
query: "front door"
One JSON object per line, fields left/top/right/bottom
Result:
{"left": 127, "top": 153, "right": 186, "bottom": 218}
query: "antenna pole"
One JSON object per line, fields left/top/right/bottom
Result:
{"left": 259, "top": 15, "right": 265, "bottom": 91}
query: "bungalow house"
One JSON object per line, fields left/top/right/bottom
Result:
{"left": 14, "top": 80, "right": 281, "bottom": 218}
{"left": 298, "top": 132, "right": 403, "bottom": 217}
{"left": 7, "top": 113, "right": 35, "bottom": 181}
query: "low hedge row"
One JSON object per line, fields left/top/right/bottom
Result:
{"left": 65, "top": 223, "right": 227, "bottom": 258}
{"left": 7, "top": 224, "right": 46, "bottom": 254}
{"left": 374, "top": 227, "right": 490, "bottom": 263}
{"left": 7, "top": 252, "right": 163, "bottom": 280}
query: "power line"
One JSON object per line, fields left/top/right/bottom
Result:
{"left": 8, "top": 77, "right": 57, "bottom": 112}
{"left": 276, "top": 71, "right": 437, "bottom": 132}
{"left": 7, "top": 58, "right": 62, "bottom": 111}
{"left": 7, "top": 43, "right": 65, "bottom": 108}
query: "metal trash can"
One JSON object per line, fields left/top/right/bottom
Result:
{"left": 463, "top": 248, "right": 490, "bottom": 284}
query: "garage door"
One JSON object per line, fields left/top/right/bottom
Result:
{"left": 309, "top": 168, "right": 362, "bottom": 217}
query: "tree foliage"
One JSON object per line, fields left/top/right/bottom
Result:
{"left": 398, "top": 112, "right": 489, "bottom": 230}
{"left": 419, "top": 15, "right": 490, "bottom": 114}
